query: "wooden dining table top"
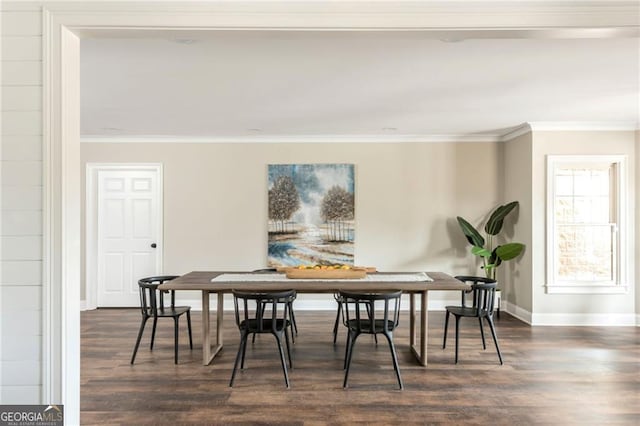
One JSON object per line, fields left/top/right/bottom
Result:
{"left": 159, "top": 271, "right": 469, "bottom": 293}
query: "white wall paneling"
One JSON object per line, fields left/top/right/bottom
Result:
{"left": 1, "top": 111, "right": 42, "bottom": 135}
{"left": 1, "top": 161, "right": 43, "bottom": 186}
{"left": 1, "top": 86, "right": 42, "bottom": 111}
{"left": 0, "top": 335, "right": 40, "bottom": 361}
{"left": 1, "top": 211, "right": 43, "bottom": 236}
{"left": 1, "top": 61, "right": 42, "bottom": 86}
{"left": 0, "top": 387, "right": 42, "bottom": 405}
{"left": 1, "top": 2, "right": 45, "bottom": 406}
{"left": 1, "top": 36, "right": 42, "bottom": 61}
{"left": 0, "top": 286, "right": 42, "bottom": 309}
{"left": 1, "top": 136, "right": 43, "bottom": 161}
{"left": 0, "top": 186, "right": 43, "bottom": 210}
{"left": 1, "top": 361, "right": 42, "bottom": 386}
{"left": 1, "top": 236, "right": 42, "bottom": 260}
{"left": 0, "top": 11, "right": 42, "bottom": 36}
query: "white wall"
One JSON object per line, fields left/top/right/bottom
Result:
{"left": 0, "top": 3, "right": 44, "bottom": 404}
{"left": 500, "top": 131, "right": 533, "bottom": 316}
{"left": 81, "top": 141, "right": 504, "bottom": 308}
{"left": 531, "top": 131, "right": 637, "bottom": 325}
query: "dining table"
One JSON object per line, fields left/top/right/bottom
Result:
{"left": 159, "top": 271, "right": 469, "bottom": 367}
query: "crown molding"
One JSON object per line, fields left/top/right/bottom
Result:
{"left": 81, "top": 121, "right": 640, "bottom": 145}
{"left": 528, "top": 121, "right": 640, "bottom": 132}
{"left": 500, "top": 123, "right": 533, "bottom": 141}
{"left": 80, "top": 133, "right": 504, "bottom": 144}
{"left": 34, "top": 1, "right": 640, "bottom": 32}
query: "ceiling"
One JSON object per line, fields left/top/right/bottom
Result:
{"left": 80, "top": 30, "right": 640, "bottom": 141}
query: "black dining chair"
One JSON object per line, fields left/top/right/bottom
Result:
{"left": 442, "top": 275, "right": 503, "bottom": 365}
{"left": 333, "top": 292, "right": 377, "bottom": 345}
{"left": 252, "top": 268, "right": 298, "bottom": 341}
{"left": 230, "top": 289, "right": 296, "bottom": 388}
{"left": 130, "top": 275, "right": 193, "bottom": 365}
{"left": 340, "top": 290, "right": 403, "bottom": 389}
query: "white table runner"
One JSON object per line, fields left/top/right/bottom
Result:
{"left": 211, "top": 272, "right": 433, "bottom": 282}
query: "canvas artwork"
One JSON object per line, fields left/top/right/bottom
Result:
{"left": 268, "top": 164, "right": 355, "bottom": 267}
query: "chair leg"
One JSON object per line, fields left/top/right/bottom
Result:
{"left": 130, "top": 316, "right": 149, "bottom": 364}
{"left": 442, "top": 310, "right": 450, "bottom": 349}
{"left": 284, "top": 327, "right": 293, "bottom": 368}
{"left": 383, "top": 332, "right": 403, "bottom": 390}
{"left": 241, "top": 332, "right": 249, "bottom": 369}
{"left": 333, "top": 301, "right": 342, "bottom": 345}
{"left": 173, "top": 317, "right": 179, "bottom": 364}
{"left": 343, "top": 332, "right": 360, "bottom": 388}
{"left": 365, "top": 303, "right": 378, "bottom": 345}
{"left": 186, "top": 310, "right": 193, "bottom": 349}
{"left": 288, "top": 307, "right": 296, "bottom": 344}
{"left": 454, "top": 315, "right": 460, "bottom": 364}
{"left": 343, "top": 330, "right": 352, "bottom": 370}
{"left": 478, "top": 317, "right": 486, "bottom": 350}
{"left": 486, "top": 316, "right": 504, "bottom": 365}
{"left": 230, "top": 331, "right": 248, "bottom": 387}
{"left": 289, "top": 301, "right": 298, "bottom": 335}
{"left": 150, "top": 316, "right": 158, "bottom": 350}
{"left": 273, "top": 333, "right": 290, "bottom": 388}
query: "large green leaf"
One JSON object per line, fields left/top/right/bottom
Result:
{"left": 484, "top": 201, "right": 519, "bottom": 236}
{"left": 495, "top": 242, "right": 525, "bottom": 261}
{"left": 457, "top": 216, "right": 485, "bottom": 247}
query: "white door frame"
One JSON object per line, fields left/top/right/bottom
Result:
{"left": 42, "top": 2, "right": 634, "bottom": 423}
{"left": 85, "top": 163, "right": 163, "bottom": 311}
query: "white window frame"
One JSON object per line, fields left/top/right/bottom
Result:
{"left": 546, "top": 155, "right": 628, "bottom": 294}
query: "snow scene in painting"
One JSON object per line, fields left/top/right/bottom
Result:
{"left": 268, "top": 164, "right": 355, "bottom": 267}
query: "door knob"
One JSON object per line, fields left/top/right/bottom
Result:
{"left": 151, "top": 243, "right": 157, "bottom": 248}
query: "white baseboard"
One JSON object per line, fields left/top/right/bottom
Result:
{"left": 92, "top": 295, "right": 639, "bottom": 326}
{"left": 80, "top": 300, "right": 87, "bottom": 311}
{"left": 501, "top": 301, "right": 637, "bottom": 326}
{"left": 502, "top": 301, "right": 532, "bottom": 324}
{"left": 531, "top": 312, "right": 637, "bottom": 326}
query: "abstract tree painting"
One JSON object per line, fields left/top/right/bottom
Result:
{"left": 268, "top": 164, "right": 355, "bottom": 267}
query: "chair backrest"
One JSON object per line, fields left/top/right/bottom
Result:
{"left": 138, "top": 276, "right": 180, "bottom": 316}
{"left": 454, "top": 276, "right": 497, "bottom": 315}
{"left": 339, "top": 290, "right": 402, "bottom": 334}
{"left": 232, "top": 290, "right": 296, "bottom": 333}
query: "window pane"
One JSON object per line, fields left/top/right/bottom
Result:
{"left": 555, "top": 196, "right": 573, "bottom": 222}
{"left": 555, "top": 174, "right": 573, "bottom": 196}
{"left": 557, "top": 225, "right": 613, "bottom": 282}
{"left": 573, "top": 170, "right": 592, "bottom": 196}
{"left": 593, "top": 169, "right": 610, "bottom": 196}
{"left": 591, "top": 196, "right": 610, "bottom": 223}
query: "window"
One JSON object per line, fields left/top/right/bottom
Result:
{"left": 546, "top": 155, "right": 628, "bottom": 294}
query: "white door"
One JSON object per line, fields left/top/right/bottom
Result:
{"left": 94, "top": 167, "right": 162, "bottom": 307}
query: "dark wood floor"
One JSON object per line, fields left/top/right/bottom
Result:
{"left": 81, "top": 309, "right": 639, "bottom": 425}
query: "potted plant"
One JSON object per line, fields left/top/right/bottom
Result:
{"left": 456, "top": 201, "right": 525, "bottom": 315}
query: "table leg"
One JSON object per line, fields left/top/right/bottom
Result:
{"left": 216, "top": 292, "right": 224, "bottom": 348}
{"left": 409, "top": 293, "right": 416, "bottom": 348}
{"left": 420, "top": 290, "right": 428, "bottom": 366}
{"left": 409, "top": 291, "right": 428, "bottom": 366}
{"left": 201, "top": 290, "right": 224, "bottom": 365}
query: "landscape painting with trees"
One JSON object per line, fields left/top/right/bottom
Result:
{"left": 268, "top": 164, "right": 355, "bottom": 267}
